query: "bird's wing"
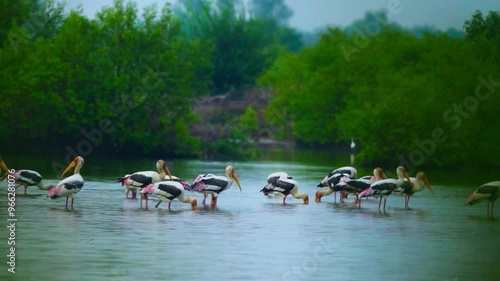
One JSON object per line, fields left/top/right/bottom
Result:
{"left": 129, "top": 173, "right": 154, "bottom": 187}
{"left": 17, "top": 170, "right": 42, "bottom": 185}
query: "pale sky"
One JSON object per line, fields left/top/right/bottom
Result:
{"left": 64, "top": 0, "right": 500, "bottom": 32}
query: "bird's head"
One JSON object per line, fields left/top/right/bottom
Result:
{"left": 397, "top": 166, "right": 413, "bottom": 188}
{"left": 315, "top": 190, "right": 323, "bottom": 202}
{"left": 226, "top": 165, "right": 242, "bottom": 192}
{"left": 157, "top": 160, "right": 173, "bottom": 180}
{"left": 0, "top": 157, "right": 10, "bottom": 174}
{"left": 302, "top": 194, "right": 309, "bottom": 204}
{"left": 374, "top": 167, "right": 387, "bottom": 180}
{"left": 62, "top": 156, "right": 84, "bottom": 178}
{"left": 190, "top": 198, "right": 198, "bottom": 210}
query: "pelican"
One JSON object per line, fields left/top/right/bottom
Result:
{"left": 47, "top": 156, "right": 85, "bottom": 209}
{"left": 393, "top": 172, "right": 433, "bottom": 209}
{"left": 260, "top": 177, "right": 308, "bottom": 204}
{"left": 263, "top": 172, "right": 293, "bottom": 196}
{"left": 140, "top": 181, "right": 197, "bottom": 210}
{"left": 117, "top": 160, "right": 173, "bottom": 203}
{"left": 465, "top": 181, "right": 499, "bottom": 218}
{"left": 191, "top": 165, "right": 242, "bottom": 207}
{"left": 317, "top": 166, "right": 357, "bottom": 187}
{"left": 0, "top": 158, "right": 52, "bottom": 194}
{"left": 358, "top": 166, "right": 413, "bottom": 212}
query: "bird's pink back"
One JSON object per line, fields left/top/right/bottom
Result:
{"left": 47, "top": 186, "right": 60, "bottom": 197}
{"left": 358, "top": 187, "right": 373, "bottom": 198}
{"left": 141, "top": 184, "right": 155, "bottom": 195}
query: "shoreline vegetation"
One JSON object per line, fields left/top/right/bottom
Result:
{"left": 0, "top": 0, "right": 499, "bottom": 170}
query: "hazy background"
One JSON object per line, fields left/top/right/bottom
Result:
{"left": 65, "top": 0, "right": 500, "bottom": 31}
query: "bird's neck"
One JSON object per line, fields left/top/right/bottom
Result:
{"left": 413, "top": 178, "right": 424, "bottom": 192}
{"left": 37, "top": 182, "right": 53, "bottom": 190}
{"left": 178, "top": 193, "right": 196, "bottom": 204}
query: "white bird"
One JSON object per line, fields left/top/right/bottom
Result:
{"left": 191, "top": 165, "right": 242, "bottom": 207}
{"left": 350, "top": 137, "right": 356, "bottom": 150}
{"left": 47, "top": 156, "right": 85, "bottom": 209}
{"left": 260, "top": 177, "right": 308, "bottom": 204}
{"left": 117, "top": 160, "right": 173, "bottom": 204}
{"left": 358, "top": 166, "right": 413, "bottom": 212}
{"left": 393, "top": 172, "right": 433, "bottom": 209}
{"left": 164, "top": 175, "right": 192, "bottom": 191}
{"left": 0, "top": 157, "right": 52, "bottom": 194}
{"left": 140, "top": 180, "right": 197, "bottom": 210}
{"left": 465, "top": 181, "right": 499, "bottom": 218}
{"left": 317, "top": 166, "right": 357, "bottom": 187}
{"left": 262, "top": 172, "right": 293, "bottom": 196}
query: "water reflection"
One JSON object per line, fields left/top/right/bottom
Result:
{"left": 0, "top": 155, "right": 498, "bottom": 281}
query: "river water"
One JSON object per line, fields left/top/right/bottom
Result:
{"left": 0, "top": 151, "right": 498, "bottom": 281}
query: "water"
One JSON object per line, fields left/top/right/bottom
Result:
{"left": 0, "top": 151, "right": 499, "bottom": 281}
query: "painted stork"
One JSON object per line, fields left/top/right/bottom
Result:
{"left": 263, "top": 172, "right": 293, "bottom": 196}
{"left": 164, "top": 175, "right": 192, "bottom": 190}
{"left": 339, "top": 167, "right": 388, "bottom": 208}
{"left": 393, "top": 172, "right": 433, "bottom": 209}
{"left": 317, "top": 166, "right": 357, "bottom": 187}
{"left": 140, "top": 180, "right": 197, "bottom": 210}
{"left": 116, "top": 160, "right": 173, "bottom": 203}
{"left": 0, "top": 158, "right": 52, "bottom": 195}
{"left": 358, "top": 166, "right": 413, "bottom": 212}
{"left": 191, "top": 165, "right": 242, "bottom": 207}
{"left": 47, "top": 156, "right": 85, "bottom": 209}
{"left": 315, "top": 173, "right": 351, "bottom": 203}
{"left": 315, "top": 168, "right": 386, "bottom": 204}
{"left": 465, "top": 181, "right": 499, "bottom": 218}
{"left": 260, "top": 177, "right": 309, "bottom": 204}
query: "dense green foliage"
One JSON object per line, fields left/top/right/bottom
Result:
{"left": 1, "top": 0, "right": 497, "bottom": 168}
{"left": 259, "top": 10, "right": 500, "bottom": 169}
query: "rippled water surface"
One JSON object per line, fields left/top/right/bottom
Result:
{"left": 0, "top": 155, "right": 499, "bottom": 281}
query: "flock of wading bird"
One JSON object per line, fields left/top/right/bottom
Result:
{"left": 0, "top": 156, "right": 498, "bottom": 217}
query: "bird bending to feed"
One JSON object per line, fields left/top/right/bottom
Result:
{"left": 315, "top": 167, "right": 386, "bottom": 204}
{"left": 317, "top": 166, "right": 357, "bottom": 187}
{"left": 358, "top": 166, "right": 413, "bottom": 212}
{"left": 140, "top": 181, "right": 197, "bottom": 210}
{"left": 47, "top": 156, "right": 85, "bottom": 209}
{"left": 164, "top": 175, "right": 192, "bottom": 190}
{"left": 393, "top": 172, "right": 433, "bottom": 209}
{"left": 191, "top": 165, "right": 242, "bottom": 207}
{"left": 315, "top": 173, "right": 351, "bottom": 203}
{"left": 0, "top": 157, "right": 52, "bottom": 195}
{"left": 260, "top": 177, "right": 308, "bottom": 204}
{"left": 116, "top": 160, "right": 173, "bottom": 203}
{"left": 465, "top": 181, "right": 499, "bottom": 218}
{"left": 263, "top": 172, "right": 292, "bottom": 196}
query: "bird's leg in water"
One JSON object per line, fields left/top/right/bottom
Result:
{"left": 383, "top": 197, "right": 387, "bottom": 212}
{"left": 71, "top": 198, "right": 74, "bottom": 209}
{"left": 23, "top": 186, "right": 27, "bottom": 195}
{"left": 202, "top": 193, "right": 208, "bottom": 205}
{"left": 378, "top": 197, "right": 382, "bottom": 211}
{"left": 282, "top": 196, "right": 287, "bottom": 205}
{"left": 210, "top": 195, "right": 217, "bottom": 208}
{"left": 333, "top": 192, "right": 337, "bottom": 203}
{"left": 155, "top": 201, "right": 162, "bottom": 208}
{"left": 65, "top": 197, "right": 69, "bottom": 209}
{"left": 168, "top": 202, "right": 172, "bottom": 210}
{"left": 131, "top": 190, "right": 137, "bottom": 199}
